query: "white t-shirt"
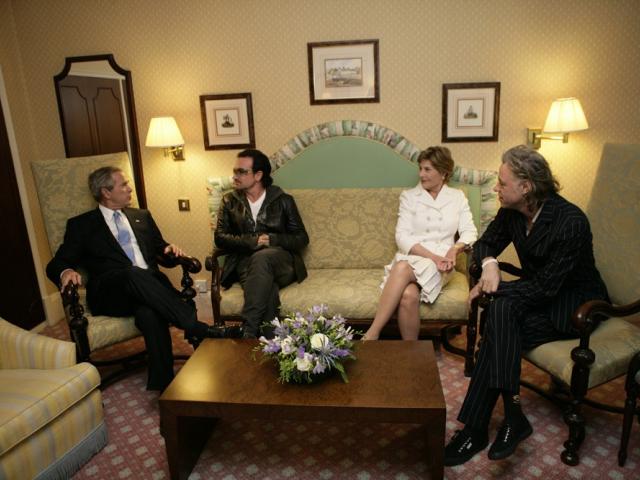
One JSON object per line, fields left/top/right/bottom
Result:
{"left": 248, "top": 190, "right": 266, "bottom": 225}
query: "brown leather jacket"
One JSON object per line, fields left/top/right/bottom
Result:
{"left": 214, "top": 185, "right": 309, "bottom": 288}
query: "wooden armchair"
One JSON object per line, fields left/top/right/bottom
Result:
{"left": 32, "top": 152, "right": 201, "bottom": 386}
{"left": 471, "top": 143, "right": 640, "bottom": 465}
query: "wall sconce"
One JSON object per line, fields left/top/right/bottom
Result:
{"left": 145, "top": 116, "right": 185, "bottom": 160}
{"left": 527, "top": 97, "right": 589, "bottom": 149}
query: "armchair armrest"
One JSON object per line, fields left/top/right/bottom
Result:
{"left": 573, "top": 299, "right": 640, "bottom": 331}
{"left": 158, "top": 253, "right": 202, "bottom": 306}
{"left": 158, "top": 253, "right": 202, "bottom": 273}
{"left": 568, "top": 298, "right": 640, "bottom": 401}
{"left": 0, "top": 318, "right": 76, "bottom": 369}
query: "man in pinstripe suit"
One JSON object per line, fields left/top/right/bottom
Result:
{"left": 444, "top": 146, "right": 608, "bottom": 466}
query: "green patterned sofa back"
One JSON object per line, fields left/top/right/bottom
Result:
{"left": 206, "top": 122, "right": 498, "bottom": 268}
{"left": 288, "top": 185, "right": 480, "bottom": 269}
{"left": 587, "top": 143, "right": 640, "bottom": 305}
{"left": 31, "top": 152, "right": 138, "bottom": 255}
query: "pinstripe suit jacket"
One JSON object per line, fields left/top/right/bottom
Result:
{"left": 473, "top": 194, "right": 608, "bottom": 333}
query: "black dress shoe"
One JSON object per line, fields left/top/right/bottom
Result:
{"left": 205, "top": 325, "right": 244, "bottom": 339}
{"left": 224, "top": 325, "right": 244, "bottom": 338}
{"left": 206, "top": 325, "right": 227, "bottom": 338}
{"left": 487, "top": 418, "right": 533, "bottom": 460}
{"left": 444, "top": 429, "right": 489, "bottom": 466}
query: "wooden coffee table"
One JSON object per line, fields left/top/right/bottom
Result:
{"left": 159, "top": 339, "right": 445, "bottom": 480}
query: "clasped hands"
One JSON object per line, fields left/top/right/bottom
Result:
{"left": 256, "top": 234, "right": 270, "bottom": 248}
{"left": 433, "top": 244, "right": 466, "bottom": 274}
{"left": 468, "top": 258, "right": 501, "bottom": 306}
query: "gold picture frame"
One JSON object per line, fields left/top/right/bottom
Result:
{"left": 307, "top": 39, "right": 380, "bottom": 105}
{"left": 200, "top": 93, "right": 255, "bottom": 150}
{"left": 442, "top": 82, "right": 500, "bottom": 142}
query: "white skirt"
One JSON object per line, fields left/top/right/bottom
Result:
{"left": 380, "top": 253, "right": 452, "bottom": 304}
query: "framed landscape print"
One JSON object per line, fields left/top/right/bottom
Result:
{"left": 200, "top": 93, "right": 255, "bottom": 150}
{"left": 307, "top": 39, "right": 379, "bottom": 105}
{"left": 442, "top": 82, "right": 500, "bottom": 142}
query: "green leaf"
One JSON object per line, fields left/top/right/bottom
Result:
{"left": 334, "top": 362, "right": 349, "bottom": 383}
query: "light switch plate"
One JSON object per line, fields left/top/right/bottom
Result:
{"left": 178, "top": 198, "right": 190, "bottom": 211}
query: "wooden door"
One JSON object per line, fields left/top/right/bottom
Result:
{"left": 0, "top": 100, "right": 45, "bottom": 329}
{"left": 58, "top": 75, "right": 128, "bottom": 157}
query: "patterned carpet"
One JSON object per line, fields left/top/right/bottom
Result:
{"left": 40, "top": 316, "right": 640, "bottom": 480}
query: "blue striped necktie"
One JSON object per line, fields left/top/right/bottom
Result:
{"left": 113, "top": 211, "right": 135, "bottom": 264}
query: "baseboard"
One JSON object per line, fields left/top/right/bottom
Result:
{"left": 43, "top": 292, "right": 65, "bottom": 326}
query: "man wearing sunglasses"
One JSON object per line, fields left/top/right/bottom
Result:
{"left": 215, "top": 149, "right": 309, "bottom": 338}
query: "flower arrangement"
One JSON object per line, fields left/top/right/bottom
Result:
{"left": 256, "top": 305, "right": 357, "bottom": 384}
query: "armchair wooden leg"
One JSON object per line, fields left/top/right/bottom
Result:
{"left": 464, "top": 301, "right": 479, "bottom": 377}
{"left": 619, "top": 352, "right": 640, "bottom": 467}
{"left": 561, "top": 401, "right": 585, "bottom": 466}
{"left": 618, "top": 394, "right": 636, "bottom": 466}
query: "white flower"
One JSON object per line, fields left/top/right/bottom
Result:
{"left": 280, "top": 336, "right": 295, "bottom": 355}
{"left": 296, "top": 353, "right": 313, "bottom": 371}
{"left": 310, "top": 333, "right": 329, "bottom": 351}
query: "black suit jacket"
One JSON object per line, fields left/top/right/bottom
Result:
{"left": 473, "top": 194, "right": 608, "bottom": 333}
{"left": 47, "top": 207, "right": 169, "bottom": 310}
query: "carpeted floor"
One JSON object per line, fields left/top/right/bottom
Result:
{"left": 40, "top": 316, "right": 640, "bottom": 480}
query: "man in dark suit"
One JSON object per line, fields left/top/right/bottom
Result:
{"left": 215, "top": 149, "right": 309, "bottom": 338}
{"left": 47, "top": 166, "right": 235, "bottom": 391}
{"left": 444, "top": 146, "right": 608, "bottom": 466}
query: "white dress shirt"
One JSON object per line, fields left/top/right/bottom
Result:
{"left": 99, "top": 204, "right": 148, "bottom": 269}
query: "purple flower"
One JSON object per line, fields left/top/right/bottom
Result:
{"left": 263, "top": 341, "right": 281, "bottom": 354}
{"left": 297, "top": 346, "right": 306, "bottom": 358}
{"left": 313, "top": 362, "right": 327, "bottom": 374}
{"left": 333, "top": 348, "right": 350, "bottom": 357}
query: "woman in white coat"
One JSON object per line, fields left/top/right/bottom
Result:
{"left": 363, "top": 146, "right": 478, "bottom": 340}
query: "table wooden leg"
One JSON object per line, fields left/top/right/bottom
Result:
{"left": 425, "top": 413, "right": 445, "bottom": 480}
{"left": 160, "top": 407, "right": 217, "bottom": 480}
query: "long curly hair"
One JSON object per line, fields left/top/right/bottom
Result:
{"left": 502, "top": 145, "right": 560, "bottom": 209}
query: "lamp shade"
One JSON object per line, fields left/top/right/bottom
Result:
{"left": 542, "top": 98, "right": 589, "bottom": 133}
{"left": 145, "top": 117, "right": 184, "bottom": 147}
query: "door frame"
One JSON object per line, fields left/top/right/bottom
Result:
{"left": 0, "top": 64, "right": 61, "bottom": 329}
{"left": 54, "top": 54, "right": 146, "bottom": 207}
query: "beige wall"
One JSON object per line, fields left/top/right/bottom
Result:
{"left": 2, "top": 0, "right": 639, "bottom": 298}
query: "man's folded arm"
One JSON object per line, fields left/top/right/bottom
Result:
{"left": 472, "top": 208, "right": 512, "bottom": 265}
{"left": 268, "top": 196, "right": 309, "bottom": 251}
{"left": 213, "top": 202, "right": 258, "bottom": 252}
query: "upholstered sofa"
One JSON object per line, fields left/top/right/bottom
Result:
{"left": 0, "top": 318, "right": 106, "bottom": 479}
{"left": 205, "top": 121, "right": 498, "bottom": 372}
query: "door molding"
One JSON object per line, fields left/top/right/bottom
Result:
{"left": 0, "top": 65, "right": 63, "bottom": 326}
{"left": 54, "top": 54, "right": 146, "bottom": 207}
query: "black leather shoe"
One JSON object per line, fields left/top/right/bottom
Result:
{"left": 487, "top": 418, "right": 533, "bottom": 460}
{"left": 206, "top": 326, "right": 227, "bottom": 338}
{"left": 444, "top": 429, "right": 489, "bottom": 466}
{"left": 205, "top": 325, "right": 244, "bottom": 339}
{"left": 224, "top": 325, "right": 244, "bottom": 338}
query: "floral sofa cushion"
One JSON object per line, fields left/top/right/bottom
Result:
{"left": 220, "top": 268, "right": 469, "bottom": 322}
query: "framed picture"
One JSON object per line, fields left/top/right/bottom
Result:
{"left": 442, "top": 82, "right": 500, "bottom": 142}
{"left": 307, "top": 39, "right": 379, "bottom": 105}
{"left": 200, "top": 93, "right": 255, "bottom": 150}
